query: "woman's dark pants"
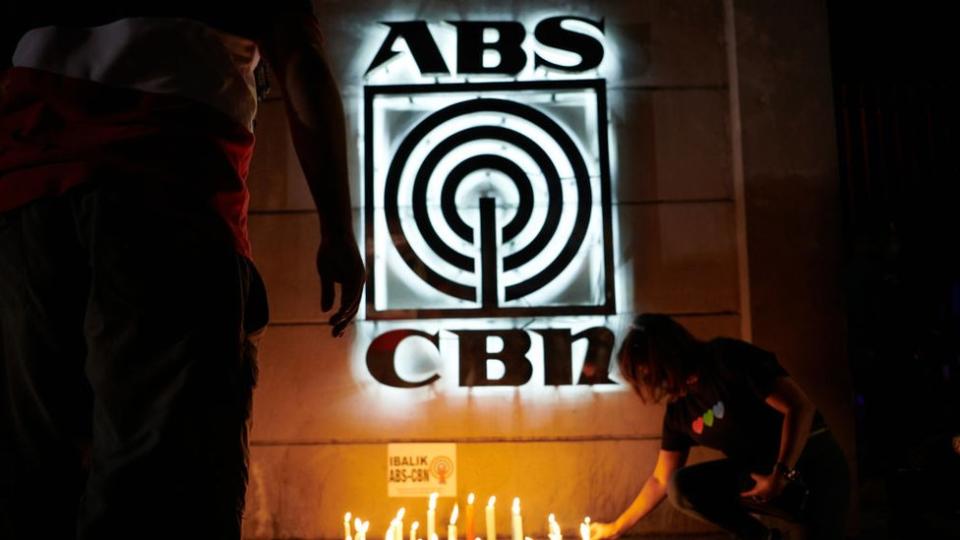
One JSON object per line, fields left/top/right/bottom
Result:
{"left": 668, "top": 432, "right": 851, "bottom": 539}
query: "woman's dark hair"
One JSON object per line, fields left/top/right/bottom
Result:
{"left": 618, "top": 314, "right": 706, "bottom": 403}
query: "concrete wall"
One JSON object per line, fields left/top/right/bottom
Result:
{"left": 732, "top": 0, "right": 857, "bottom": 520}
{"left": 241, "top": 1, "right": 848, "bottom": 538}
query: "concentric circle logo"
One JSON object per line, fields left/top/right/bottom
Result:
{"left": 365, "top": 80, "right": 614, "bottom": 319}
{"left": 428, "top": 455, "right": 455, "bottom": 484}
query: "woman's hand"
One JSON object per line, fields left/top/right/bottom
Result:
{"left": 589, "top": 521, "right": 620, "bottom": 540}
{"left": 739, "top": 472, "right": 787, "bottom": 503}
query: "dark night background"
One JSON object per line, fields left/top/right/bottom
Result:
{"left": 828, "top": 1, "right": 960, "bottom": 537}
{"left": 0, "top": 2, "right": 957, "bottom": 538}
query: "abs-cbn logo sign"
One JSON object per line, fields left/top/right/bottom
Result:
{"left": 362, "top": 16, "right": 618, "bottom": 389}
{"left": 365, "top": 17, "right": 605, "bottom": 76}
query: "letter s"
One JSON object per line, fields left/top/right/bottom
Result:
{"left": 534, "top": 16, "right": 605, "bottom": 73}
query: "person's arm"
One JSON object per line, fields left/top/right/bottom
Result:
{"left": 740, "top": 376, "right": 817, "bottom": 500}
{"left": 590, "top": 449, "right": 688, "bottom": 539}
{"left": 257, "top": 12, "right": 365, "bottom": 337}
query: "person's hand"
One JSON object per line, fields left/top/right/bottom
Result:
{"left": 739, "top": 472, "right": 787, "bottom": 503}
{"left": 316, "top": 238, "right": 365, "bottom": 337}
{"left": 589, "top": 521, "right": 620, "bottom": 540}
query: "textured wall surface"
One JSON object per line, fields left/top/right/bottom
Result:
{"left": 241, "top": 1, "right": 846, "bottom": 538}
{"left": 732, "top": 0, "right": 857, "bottom": 526}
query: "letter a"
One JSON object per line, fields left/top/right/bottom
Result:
{"left": 366, "top": 21, "right": 450, "bottom": 75}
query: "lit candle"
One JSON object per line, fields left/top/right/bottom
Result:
{"left": 355, "top": 518, "right": 363, "bottom": 540}
{"left": 579, "top": 518, "right": 590, "bottom": 540}
{"left": 448, "top": 504, "right": 459, "bottom": 540}
{"left": 511, "top": 498, "right": 522, "bottom": 540}
{"left": 397, "top": 508, "right": 407, "bottom": 540}
{"left": 361, "top": 521, "right": 370, "bottom": 540}
{"left": 427, "top": 493, "right": 439, "bottom": 540}
{"left": 411, "top": 521, "right": 420, "bottom": 540}
{"left": 465, "top": 493, "right": 476, "bottom": 540}
{"left": 345, "top": 513, "right": 353, "bottom": 540}
{"left": 547, "top": 513, "right": 561, "bottom": 540}
{"left": 485, "top": 496, "right": 496, "bottom": 540}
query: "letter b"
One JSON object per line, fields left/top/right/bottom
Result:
{"left": 447, "top": 21, "right": 527, "bottom": 75}
{"left": 455, "top": 330, "right": 533, "bottom": 386}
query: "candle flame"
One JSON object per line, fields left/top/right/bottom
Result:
{"left": 468, "top": 493, "right": 475, "bottom": 505}
{"left": 398, "top": 508, "right": 406, "bottom": 520}
{"left": 363, "top": 521, "right": 371, "bottom": 533}
{"left": 512, "top": 497, "right": 520, "bottom": 513}
{"left": 450, "top": 504, "right": 459, "bottom": 525}
{"left": 429, "top": 492, "right": 439, "bottom": 510}
{"left": 355, "top": 518, "right": 363, "bottom": 531}
{"left": 412, "top": 522, "right": 420, "bottom": 532}
{"left": 346, "top": 512, "right": 352, "bottom": 523}
{"left": 548, "top": 514, "right": 561, "bottom": 536}
{"left": 487, "top": 496, "right": 496, "bottom": 508}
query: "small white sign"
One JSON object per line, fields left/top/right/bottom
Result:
{"left": 388, "top": 443, "right": 457, "bottom": 497}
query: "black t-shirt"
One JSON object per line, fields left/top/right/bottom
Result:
{"left": 660, "top": 338, "right": 826, "bottom": 469}
{"left": 1, "top": 0, "right": 314, "bottom": 67}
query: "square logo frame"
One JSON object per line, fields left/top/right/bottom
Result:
{"left": 363, "top": 79, "right": 614, "bottom": 320}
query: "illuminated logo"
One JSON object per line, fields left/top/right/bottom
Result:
{"left": 365, "top": 17, "right": 605, "bottom": 77}
{"left": 362, "top": 16, "right": 619, "bottom": 388}
{"left": 428, "top": 456, "right": 454, "bottom": 484}
{"left": 365, "top": 84, "right": 613, "bottom": 318}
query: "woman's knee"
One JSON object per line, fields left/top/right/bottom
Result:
{"left": 668, "top": 460, "right": 739, "bottom": 511}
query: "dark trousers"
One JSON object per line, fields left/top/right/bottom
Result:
{"left": 668, "top": 431, "right": 851, "bottom": 539}
{"left": 0, "top": 179, "right": 267, "bottom": 540}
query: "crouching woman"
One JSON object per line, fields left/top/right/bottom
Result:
{"left": 590, "top": 314, "right": 849, "bottom": 540}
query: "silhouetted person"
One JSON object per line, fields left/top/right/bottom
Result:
{"left": 0, "top": 2, "right": 365, "bottom": 539}
{"left": 590, "top": 315, "right": 850, "bottom": 540}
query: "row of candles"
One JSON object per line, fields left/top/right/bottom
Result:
{"left": 344, "top": 493, "right": 591, "bottom": 540}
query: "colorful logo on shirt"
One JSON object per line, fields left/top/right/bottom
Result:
{"left": 692, "top": 401, "right": 725, "bottom": 435}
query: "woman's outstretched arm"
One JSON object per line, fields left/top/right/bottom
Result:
{"left": 590, "top": 448, "right": 688, "bottom": 539}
